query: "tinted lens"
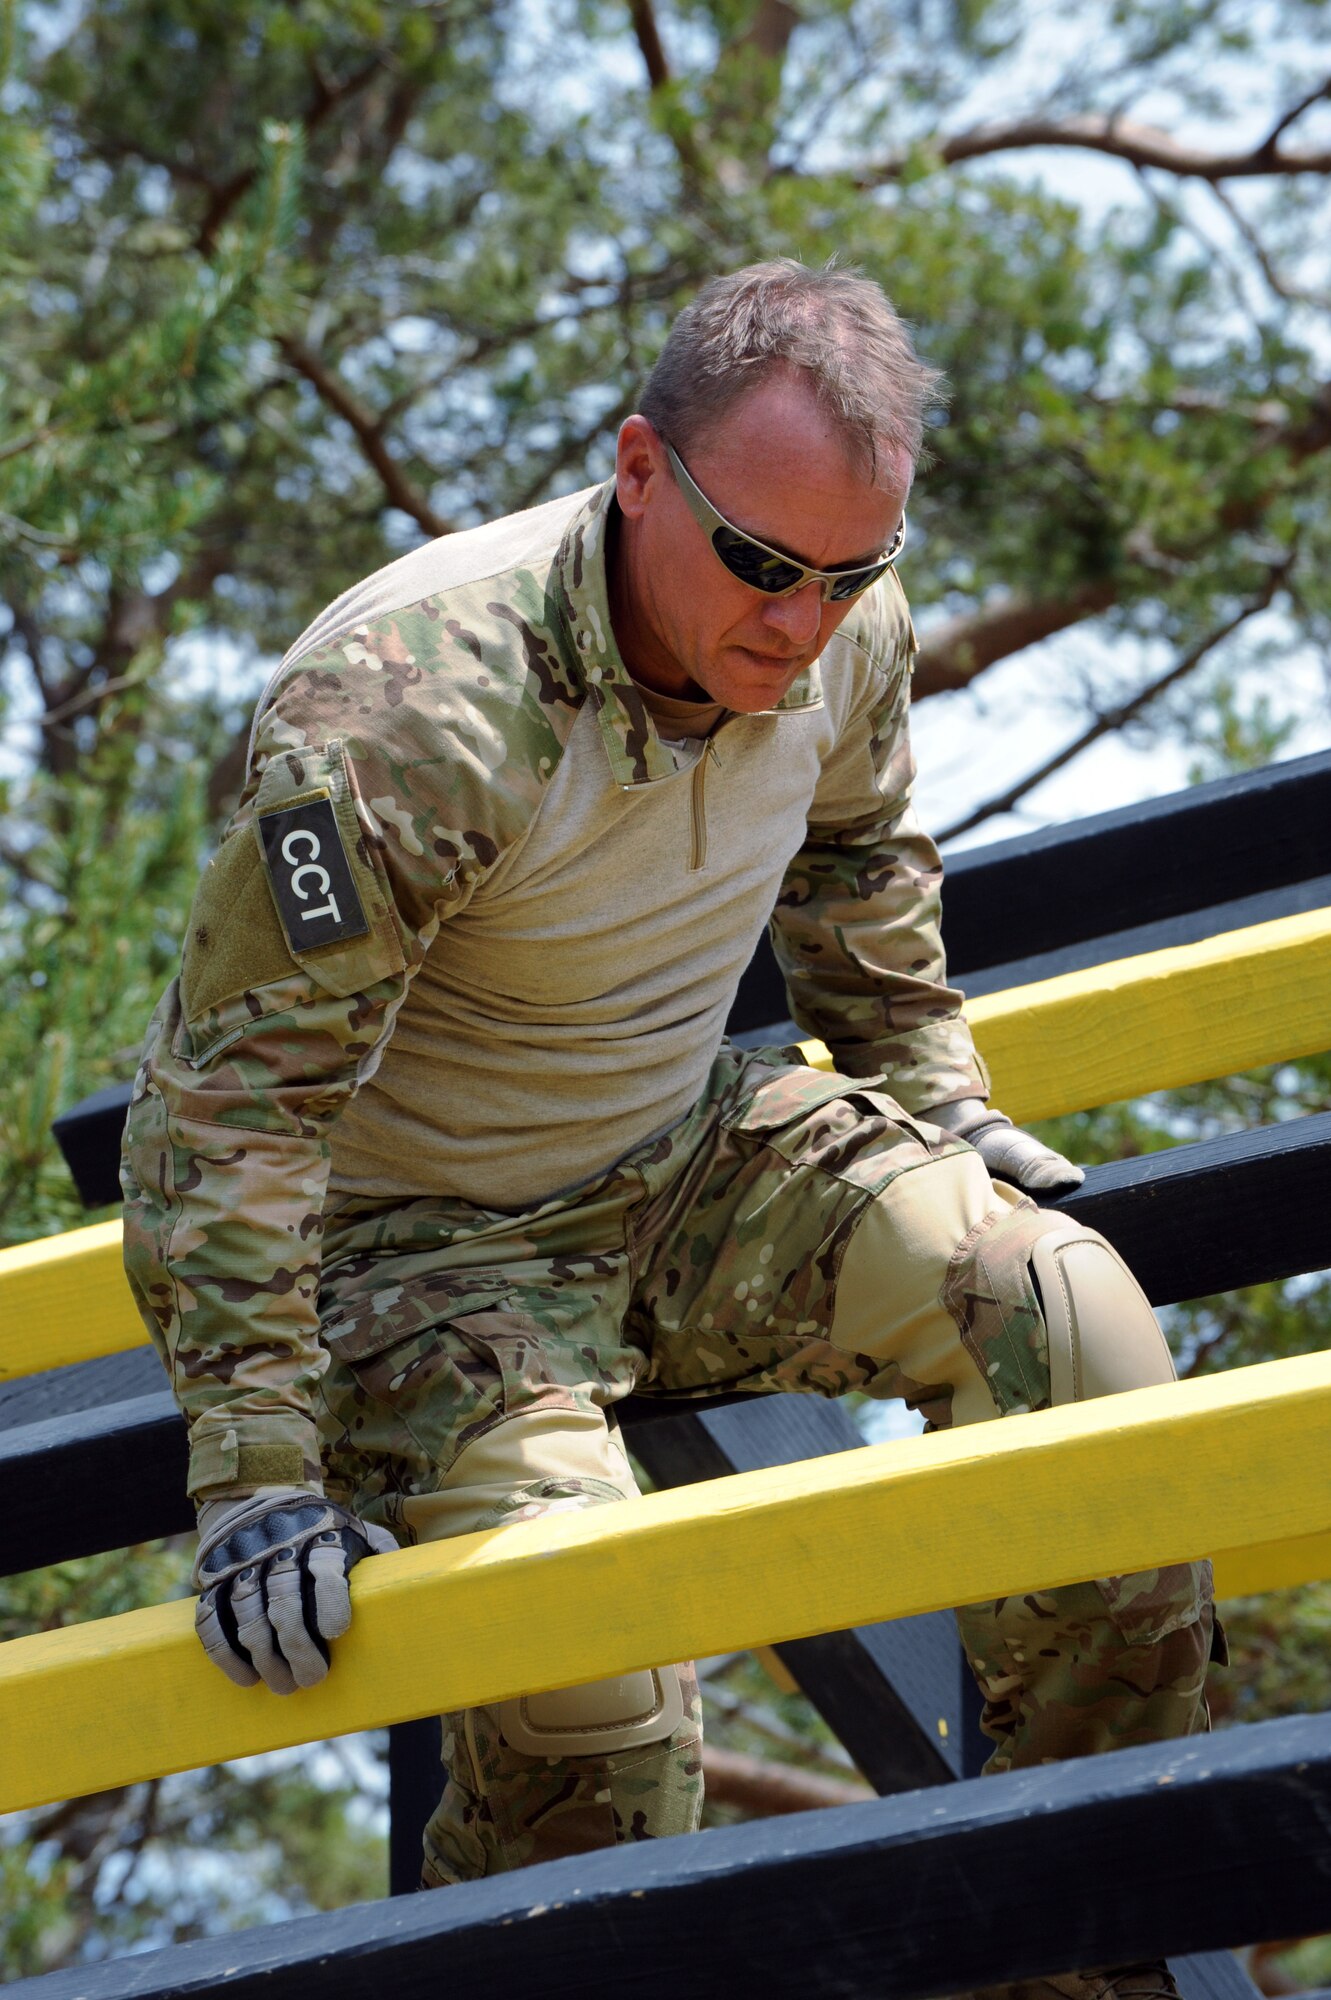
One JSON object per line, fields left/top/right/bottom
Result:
{"left": 711, "top": 526, "right": 805, "bottom": 595}
{"left": 826, "top": 559, "right": 892, "bottom": 603}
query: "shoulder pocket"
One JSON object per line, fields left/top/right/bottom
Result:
{"left": 253, "top": 739, "right": 406, "bottom": 999}
{"left": 180, "top": 741, "right": 407, "bottom": 1031}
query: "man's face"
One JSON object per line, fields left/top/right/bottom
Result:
{"left": 613, "top": 372, "right": 912, "bottom": 711}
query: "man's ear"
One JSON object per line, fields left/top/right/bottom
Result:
{"left": 615, "top": 414, "right": 666, "bottom": 521}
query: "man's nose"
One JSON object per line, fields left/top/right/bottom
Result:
{"left": 759, "top": 580, "right": 824, "bottom": 646}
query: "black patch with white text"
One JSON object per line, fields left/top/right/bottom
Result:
{"left": 258, "top": 796, "right": 369, "bottom": 953}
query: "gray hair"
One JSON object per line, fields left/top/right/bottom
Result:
{"left": 639, "top": 259, "right": 944, "bottom": 478}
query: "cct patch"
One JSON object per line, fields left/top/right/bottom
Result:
{"left": 257, "top": 794, "right": 370, "bottom": 953}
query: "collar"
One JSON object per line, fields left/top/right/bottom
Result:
{"left": 553, "top": 481, "right": 824, "bottom": 789}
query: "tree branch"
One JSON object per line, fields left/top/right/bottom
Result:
{"left": 196, "top": 50, "right": 390, "bottom": 253}
{"left": 627, "top": 0, "right": 671, "bottom": 90}
{"left": 731, "top": 0, "right": 801, "bottom": 66}
{"left": 935, "top": 559, "right": 1289, "bottom": 844}
{"left": 277, "top": 333, "right": 454, "bottom": 536}
{"left": 1208, "top": 183, "right": 1331, "bottom": 312}
{"left": 1258, "top": 75, "right": 1331, "bottom": 155}
{"left": 857, "top": 110, "right": 1331, "bottom": 190}
{"left": 914, "top": 371, "right": 1331, "bottom": 698}
{"left": 7, "top": 602, "right": 55, "bottom": 704}
{"left": 38, "top": 671, "right": 140, "bottom": 730}
{"left": 701, "top": 1743, "right": 872, "bottom": 1816}
{"left": 914, "top": 579, "right": 1119, "bottom": 698}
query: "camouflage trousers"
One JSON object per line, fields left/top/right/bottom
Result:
{"left": 314, "top": 1043, "right": 1217, "bottom": 1887}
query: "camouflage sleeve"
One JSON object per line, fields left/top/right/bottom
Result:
{"left": 120, "top": 612, "right": 546, "bottom": 1504}
{"left": 770, "top": 599, "right": 989, "bottom": 1117}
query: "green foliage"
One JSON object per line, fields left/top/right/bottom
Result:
{"left": 0, "top": 1540, "right": 192, "bottom": 1646}
{"left": 0, "top": 1545, "right": 387, "bottom": 1976}
{"left": 2, "top": 0, "right": 1329, "bottom": 1972}
{"left": 0, "top": 1749, "right": 387, "bottom": 1978}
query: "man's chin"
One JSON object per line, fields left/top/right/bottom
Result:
{"left": 709, "top": 648, "right": 807, "bottom": 710}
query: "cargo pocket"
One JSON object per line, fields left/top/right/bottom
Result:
{"left": 317, "top": 1279, "right": 518, "bottom": 1488}
{"left": 1095, "top": 1556, "right": 1217, "bottom": 1649}
{"left": 722, "top": 1066, "right": 953, "bottom": 1194}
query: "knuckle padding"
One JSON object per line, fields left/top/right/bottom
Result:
{"left": 197, "top": 1500, "right": 362, "bottom": 1588}
{"left": 193, "top": 1496, "right": 386, "bottom": 1688}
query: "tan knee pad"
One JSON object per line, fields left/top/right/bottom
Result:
{"left": 402, "top": 1404, "right": 639, "bottom": 1544}
{"left": 497, "top": 1663, "right": 687, "bottom": 1757}
{"left": 407, "top": 1410, "right": 683, "bottom": 1759}
{"left": 1028, "top": 1216, "right": 1176, "bottom": 1404}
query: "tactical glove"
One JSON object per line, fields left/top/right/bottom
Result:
{"left": 929, "top": 1098, "right": 1085, "bottom": 1195}
{"left": 193, "top": 1487, "right": 396, "bottom": 1695}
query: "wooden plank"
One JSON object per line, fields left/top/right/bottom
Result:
{"left": 958, "top": 870, "right": 1331, "bottom": 1000}
{"left": 726, "top": 749, "right": 1331, "bottom": 1033}
{"left": 0, "top": 1375, "right": 1306, "bottom": 1603}
{"left": 1170, "top": 1957, "right": 1270, "bottom": 2000}
{"left": 63, "top": 875, "right": 1331, "bottom": 1173}
{"left": 10, "top": 1712, "right": 1331, "bottom": 2000}
{"left": 4, "top": 1114, "right": 1327, "bottom": 1573}
{"left": 0, "top": 1346, "right": 162, "bottom": 1433}
{"left": 799, "top": 906, "right": 1331, "bottom": 1124}
{"left": 629, "top": 1396, "right": 983, "bottom": 1792}
{"left": 0, "top": 1393, "right": 191, "bottom": 1577}
{"left": 27, "top": 863, "right": 1327, "bottom": 1391}
{"left": 0, "top": 1221, "right": 148, "bottom": 1381}
{"left": 49, "top": 1081, "right": 131, "bottom": 1210}
{"left": 1045, "top": 1110, "right": 1331, "bottom": 1306}
{"left": 940, "top": 746, "right": 1331, "bottom": 974}
{"left": 732, "top": 870, "right": 1331, "bottom": 1034}
{"left": 3, "top": 1351, "right": 1329, "bottom": 1815}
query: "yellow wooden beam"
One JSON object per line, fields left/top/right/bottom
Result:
{"left": 7, "top": 906, "right": 1328, "bottom": 1380}
{"left": 0, "top": 1220, "right": 148, "bottom": 1381}
{"left": 803, "top": 906, "right": 1331, "bottom": 1119}
{"left": 945, "top": 906, "right": 1331, "bottom": 1124}
{"left": 4, "top": 1350, "right": 1329, "bottom": 1815}
{"left": 809, "top": 906, "right": 1331, "bottom": 1122}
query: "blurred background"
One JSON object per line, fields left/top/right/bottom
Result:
{"left": 1, "top": 0, "right": 1328, "bottom": 1979}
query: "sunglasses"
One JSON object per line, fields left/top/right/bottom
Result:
{"left": 665, "top": 442, "right": 906, "bottom": 603}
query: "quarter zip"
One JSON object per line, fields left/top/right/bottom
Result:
{"left": 690, "top": 739, "right": 718, "bottom": 871}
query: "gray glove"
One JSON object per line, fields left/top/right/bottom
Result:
{"left": 929, "top": 1098, "right": 1085, "bottom": 1195}
{"left": 193, "top": 1487, "right": 396, "bottom": 1695}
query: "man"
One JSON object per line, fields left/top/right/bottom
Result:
{"left": 123, "top": 260, "right": 1218, "bottom": 1990}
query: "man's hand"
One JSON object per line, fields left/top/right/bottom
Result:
{"left": 192, "top": 1488, "right": 396, "bottom": 1695}
{"left": 928, "top": 1098, "right": 1085, "bottom": 1196}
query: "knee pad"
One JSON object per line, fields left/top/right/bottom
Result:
{"left": 497, "top": 1663, "right": 686, "bottom": 1757}
{"left": 1027, "top": 1216, "right": 1176, "bottom": 1406}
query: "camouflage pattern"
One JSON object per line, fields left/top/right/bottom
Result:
{"left": 122, "top": 478, "right": 985, "bottom": 1500}
{"left": 119, "top": 473, "right": 1213, "bottom": 1883}
{"left": 421, "top": 1675, "right": 705, "bottom": 1886}
{"left": 941, "top": 1196, "right": 1060, "bottom": 1418}
{"left": 303, "top": 1047, "right": 1212, "bottom": 1875}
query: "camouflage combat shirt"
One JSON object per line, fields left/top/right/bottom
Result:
{"left": 122, "top": 479, "right": 988, "bottom": 1500}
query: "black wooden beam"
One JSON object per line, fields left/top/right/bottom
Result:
{"left": 956, "top": 869, "right": 1331, "bottom": 1000}
{"left": 629, "top": 1394, "right": 986, "bottom": 1794}
{"left": 0, "top": 1393, "right": 191, "bottom": 1575}
{"left": 728, "top": 749, "right": 1331, "bottom": 1033}
{"left": 50, "top": 1081, "right": 132, "bottom": 1211}
{"left": 939, "top": 746, "right": 1331, "bottom": 975}
{"left": 6, "top": 1115, "right": 1328, "bottom": 1581}
{"left": 1045, "top": 1110, "right": 1331, "bottom": 1306}
{"left": 12, "top": 1713, "right": 1331, "bottom": 2000}
{"left": 52, "top": 755, "right": 1331, "bottom": 1197}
